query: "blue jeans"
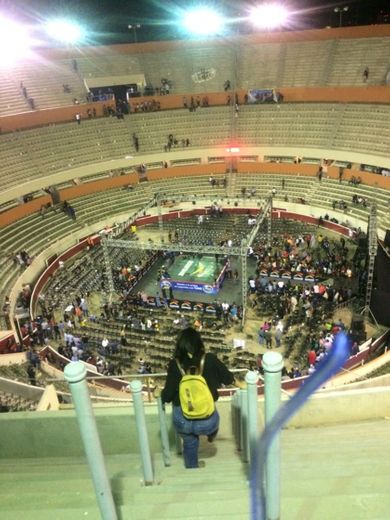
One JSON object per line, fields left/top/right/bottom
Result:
{"left": 172, "top": 406, "right": 220, "bottom": 468}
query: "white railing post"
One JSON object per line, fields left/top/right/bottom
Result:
{"left": 239, "top": 387, "right": 249, "bottom": 462}
{"left": 64, "top": 361, "right": 118, "bottom": 520}
{"left": 246, "top": 370, "right": 259, "bottom": 469}
{"left": 263, "top": 351, "right": 284, "bottom": 520}
{"left": 130, "top": 380, "right": 154, "bottom": 485}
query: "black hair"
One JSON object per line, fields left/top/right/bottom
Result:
{"left": 174, "top": 327, "right": 205, "bottom": 364}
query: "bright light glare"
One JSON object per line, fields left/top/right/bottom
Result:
{"left": 250, "top": 4, "right": 289, "bottom": 29}
{"left": 0, "top": 16, "right": 33, "bottom": 66}
{"left": 46, "top": 19, "right": 83, "bottom": 43}
{"left": 182, "top": 8, "right": 224, "bottom": 36}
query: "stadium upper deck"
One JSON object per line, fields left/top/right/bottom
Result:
{"left": 0, "top": 25, "right": 389, "bottom": 117}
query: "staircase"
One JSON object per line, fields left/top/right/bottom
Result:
{"left": 2, "top": 419, "right": 390, "bottom": 519}
{"left": 327, "top": 102, "right": 348, "bottom": 148}
{"left": 0, "top": 436, "right": 249, "bottom": 520}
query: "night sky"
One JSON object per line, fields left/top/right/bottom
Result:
{"left": 3, "top": 0, "right": 389, "bottom": 44}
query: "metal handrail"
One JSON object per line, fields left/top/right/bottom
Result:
{"left": 43, "top": 367, "right": 248, "bottom": 383}
{"left": 251, "top": 333, "right": 350, "bottom": 520}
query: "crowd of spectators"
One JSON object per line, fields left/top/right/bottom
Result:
{"left": 253, "top": 279, "right": 356, "bottom": 379}
{"left": 251, "top": 232, "right": 355, "bottom": 281}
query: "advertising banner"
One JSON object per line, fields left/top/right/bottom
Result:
{"left": 161, "top": 279, "right": 219, "bottom": 295}
{"left": 247, "top": 88, "right": 281, "bottom": 103}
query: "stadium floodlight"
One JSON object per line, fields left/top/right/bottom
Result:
{"left": 0, "top": 16, "right": 33, "bottom": 66}
{"left": 249, "top": 4, "right": 289, "bottom": 29}
{"left": 334, "top": 6, "right": 349, "bottom": 27}
{"left": 45, "top": 19, "right": 83, "bottom": 44}
{"left": 182, "top": 8, "right": 225, "bottom": 36}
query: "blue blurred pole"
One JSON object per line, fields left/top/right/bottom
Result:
{"left": 240, "top": 387, "right": 249, "bottom": 462}
{"left": 64, "top": 362, "right": 117, "bottom": 520}
{"left": 246, "top": 371, "right": 259, "bottom": 470}
{"left": 251, "top": 334, "right": 349, "bottom": 520}
{"left": 130, "top": 380, "right": 154, "bottom": 485}
{"left": 156, "top": 396, "right": 171, "bottom": 467}
{"left": 263, "top": 351, "right": 284, "bottom": 520}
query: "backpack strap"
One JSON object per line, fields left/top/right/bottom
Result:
{"left": 199, "top": 354, "right": 206, "bottom": 375}
{"left": 176, "top": 355, "right": 206, "bottom": 376}
{"left": 175, "top": 358, "right": 186, "bottom": 376}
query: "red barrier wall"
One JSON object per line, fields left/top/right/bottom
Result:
{"left": 0, "top": 100, "right": 116, "bottom": 133}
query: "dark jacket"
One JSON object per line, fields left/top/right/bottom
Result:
{"left": 161, "top": 352, "right": 234, "bottom": 406}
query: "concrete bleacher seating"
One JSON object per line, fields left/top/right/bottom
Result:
{"left": 70, "top": 184, "right": 150, "bottom": 226}
{"left": 0, "top": 117, "right": 132, "bottom": 191}
{"left": 332, "top": 104, "right": 390, "bottom": 156}
{"left": 326, "top": 37, "right": 390, "bottom": 86}
{"left": 74, "top": 54, "right": 143, "bottom": 78}
{"left": 0, "top": 73, "right": 31, "bottom": 116}
{"left": 278, "top": 40, "right": 336, "bottom": 87}
{"left": 309, "top": 177, "right": 390, "bottom": 221}
{"left": 0, "top": 185, "right": 151, "bottom": 320}
{"left": 1, "top": 31, "right": 389, "bottom": 116}
{"left": 1, "top": 103, "right": 390, "bottom": 194}
{"left": 142, "top": 45, "right": 235, "bottom": 94}
{"left": 1, "top": 60, "right": 87, "bottom": 114}
{"left": 74, "top": 34, "right": 390, "bottom": 92}
{"left": 238, "top": 41, "right": 283, "bottom": 90}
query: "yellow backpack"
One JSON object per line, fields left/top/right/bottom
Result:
{"left": 176, "top": 355, "right": 215, "bottom": 420}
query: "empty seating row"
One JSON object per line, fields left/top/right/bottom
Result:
{"left": 1, "top": 104, "right": 390, "bottom": 194}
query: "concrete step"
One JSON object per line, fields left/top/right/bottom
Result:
{"left": 2, "top": 506, "right": 248, "bottom": 520}
{"left": 0, "top": 454, "right": 250, "bottom": 519}
{"left": 2, "top": 420, "right": 390, "bottom": 519}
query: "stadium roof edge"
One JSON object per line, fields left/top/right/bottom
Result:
{"left": 37, "top": 24, "right": 390, "bottom": 60}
